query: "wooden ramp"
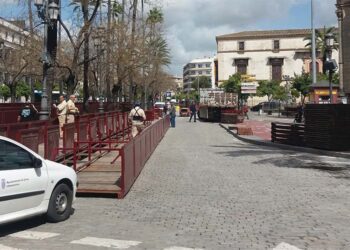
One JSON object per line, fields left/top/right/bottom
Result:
{"left": 76, "top": 148, "right": 123, "bottom": 198}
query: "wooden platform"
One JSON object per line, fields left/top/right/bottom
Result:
{"left": 76, "top": 148, "right": 123, "bottom": 197}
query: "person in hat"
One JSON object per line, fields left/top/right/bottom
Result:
{"left": 129, "top": 101, "right": 146, "bottom": 137}
{"left": 17, "top": 102, "right": 38, "bottom": 122}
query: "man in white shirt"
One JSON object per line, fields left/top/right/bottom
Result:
{"left": 66, "top": 95, "right": 79, "bottom": 123}
{"left": 128, "top": 101, "right": 146, "bottom": 137}
{"left": 54, "top": 95, "right": 67, "bottom": 138}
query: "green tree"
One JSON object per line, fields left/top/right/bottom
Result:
{"left": 193, "top": 76, "right": 212, "bottom": 90}
{"left": 33, "top": 81, "right": 42, "bottom": 91}
{"left": 222, "top": 74, "right": 241, "bottom": 93}
{"left": 16, "top": 81, "right": 31, "bottom": 101}
{"left": 304, "top": 26, "right": 338, "bottom": 74}
{"left": 256, "top": 80, "right": 280, "bottom": 102}
{"left": 0, "top": 84, "right": 10, "bottom": 100}
{"left": 291, "top": 72, "right": 312, "bottom": 104}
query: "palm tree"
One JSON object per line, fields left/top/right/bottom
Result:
{"left": 304, "top": 26, "right": 338, "bottom": 74}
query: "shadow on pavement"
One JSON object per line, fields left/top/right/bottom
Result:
{"left": 0, "top": 215, "right": 47, "bottom": 237}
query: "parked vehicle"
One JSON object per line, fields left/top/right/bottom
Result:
{"left": 250, "top": 101, "right": 281, "bottom": 112}
{"left": 0, "top": 136, "right": 77, "bottom": 225}
{"left": 180, "top": 107, "right": 190, "bottom": 117}
{"left": 154, "top": 102, "right": 165, "bottom": 111}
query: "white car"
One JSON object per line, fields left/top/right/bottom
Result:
{"left": 0, "top": 136, "right": 77, "bottom": 225}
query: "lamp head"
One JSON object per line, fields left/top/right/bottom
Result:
{"left": 34, "top": 0, "right": 44, "bottom": 8}
{"left": 325, "top": 33, "right": 334, "bottom": 47}
{"left": 48, "top": 2, "right": 59, "bottom": 21}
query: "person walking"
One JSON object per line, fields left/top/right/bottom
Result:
{"left": 169, "top": 102, "right": 176, "bottom": 127}
{"left": 189, "top": 101, "right": 197, "bottom": 122}
{"left": 129, "top": 101, "right": 146, "bottom": 137}
{"left": 66, "top": 95, "right": 79, "bottom": 123}
{"left": 53, "top": 95, "right": 67, "bottom": 138}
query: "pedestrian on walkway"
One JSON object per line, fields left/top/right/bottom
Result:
{"left": 243, "top": 104, "right": 249, "bottom": 120}
{"left": 189, "top": 101, "right": 197, "bottom": 122}
{"left": 53, "top": 95, "right": 67, "bottom": 138}
{"left": 129, "top": 101, "right": 146, "bottom": 137}
{"left": 66, "top": 95, "right": 79, "bottom": 123}
{"left": 169, "top": 102, "right": 176, "bottom": 127}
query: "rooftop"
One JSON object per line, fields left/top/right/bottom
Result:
{"left": 216, "top": 28, "right": 314, "bottom": 40}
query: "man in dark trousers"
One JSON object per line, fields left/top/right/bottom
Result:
{"left": 189, "top": 101, "right": 197, "bottom": 122}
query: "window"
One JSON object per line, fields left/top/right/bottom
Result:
{"left": 0, "top": 140, "right": 34, "bottom": 170}
{"left": 273, "top": 40, "right": 280, "bottom": 50}
{"left": 235, "top": 59, "right": 249, "bottom": 75}
{"left": 206, "top": 70, "right": 211, "bottom": 75}
{"left": 190, "top": 71, "right": 195, "bottom": 75}
{"left": 206, "top": 63, "right": 211, "bottom": 68}
{"left": 270, "top": 58, "right": 284, "bottom": 81}
{"left": 272, "top": 65, "right": 282, "bottom": 81}
{"left": 238, "top": 41, "right": 245, "bottom": 51}
{"left": 198, "top": 64, "right": 202, "bottom": 68}
{"left": 309, "top": 62, "right": 320, "bottom": 73}
{"left": 237, "top": 64, "right": 247, "bottom": 74}
{"left": 198, "top": 71, "right": 202, "bottom": 75}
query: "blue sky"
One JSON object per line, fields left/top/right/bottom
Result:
{"left": 0, "top": 0, "right": 338, "bottom": 75}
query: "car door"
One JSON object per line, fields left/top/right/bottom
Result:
{"left": 0, "top": 139, "right": 48, "bottom": 216}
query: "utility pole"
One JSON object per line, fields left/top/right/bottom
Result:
{"left": 311, "top": 0, "right": 317, "bottom": 85}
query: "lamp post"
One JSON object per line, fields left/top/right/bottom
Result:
{"left": 34, "top": 0, "right": 60, "bottom": 120}
{"left": 325, "top": 33, "right": 335, "bottom": 104}
{"left": 93, "top": 28, "right": 105, "bottom": 113}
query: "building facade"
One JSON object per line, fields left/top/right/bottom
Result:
{"left": 171, "top": 76, "right": 184, "bottom": 90}
{"left": 0, "top": 17, "right": 33, "bottom": 85}
{"left": 183, "top": 57, "right": 216, "bottom": 91}
{"left": 216, "top": 29, "right": 339, "bottom": 85}
{"left": 337, "top": 0, "right": 350, "bottom": 96}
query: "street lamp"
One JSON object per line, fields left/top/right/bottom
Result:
{"left": 35, "top": 0, "right": 60, "bottom": 120}
{"left": 93, "top": 28, "right": 105, "bottom": 113}
{"left": 325, "top": 33, "right": 338, "bottom": 104}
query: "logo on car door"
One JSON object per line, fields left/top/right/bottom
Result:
{"left": 1, "top": 179, "right": 5, "bottom": 189}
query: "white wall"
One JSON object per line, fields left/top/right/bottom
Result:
{"left": 217, "top": 36, "right": 339, "bottom": 84}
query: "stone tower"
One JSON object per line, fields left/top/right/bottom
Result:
{"left": 337, "top": 0, "right": 350, "bottom": 95}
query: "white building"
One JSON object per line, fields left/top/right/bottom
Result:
{"left": 216, "top": 29, "right": 338, "bottom": 85}
{"left": 171, "top": 76, "right": 184, "bottom": 90}
{"left": 0, "top": 17, "right": 33, "bottom": 85}
{"left": 183, "top": 57, "right": 216, "bottom": 90}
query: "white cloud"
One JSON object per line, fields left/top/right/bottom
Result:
{"left": 161, "top": 0, "right": 337, "bottom": 76}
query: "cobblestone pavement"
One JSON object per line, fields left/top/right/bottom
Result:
{"left": 1, "top": 117, "right": 350, "bottom": 250}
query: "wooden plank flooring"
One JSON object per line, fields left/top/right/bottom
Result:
{"left": 77, "top": 147, "right": 122, "bottom": 195}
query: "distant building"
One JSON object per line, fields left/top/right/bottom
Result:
{"left": 171, "top": 76, "right": 184, "bottom": 90}
{"left": 183, "top": 57, "right": 216, "bottom": 91}
{"left": 0, "top": 17, "right": 34, "bottom": 86}
{"left": 216, "top": 29, "right": 339, "bottom": 85}
{"left": 0, "top": 17, "right": 28, "bottom": 48}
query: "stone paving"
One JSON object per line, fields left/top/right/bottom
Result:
{"left": 1, "top": 117, "right": 350, "bottom": 250}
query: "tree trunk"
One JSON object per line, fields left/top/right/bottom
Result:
{"left": 82, "top": 3, "right": 90, "bottom": 112}
{"left": 105, "top": 0, "right": 112, "bottom": 101}
{"left": 129, "top": 0, "right": 138, "bottom": 104}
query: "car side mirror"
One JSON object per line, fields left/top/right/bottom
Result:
{"left": 33, "top": 157, "right": 42, "bottom": 168}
